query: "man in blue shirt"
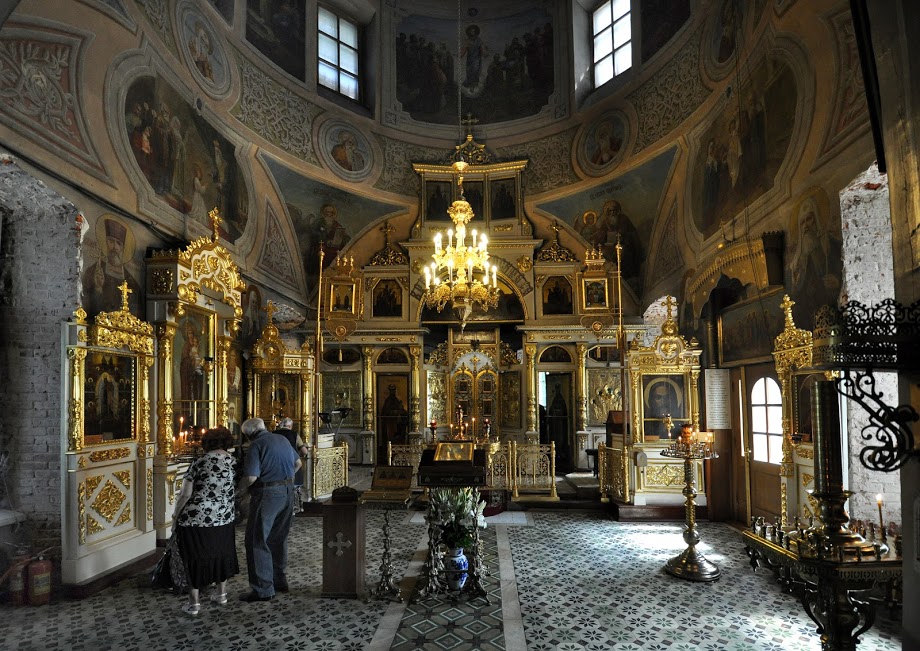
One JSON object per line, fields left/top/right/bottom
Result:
{"left": 238, "top": 417, "right": 301, "bottom": 601}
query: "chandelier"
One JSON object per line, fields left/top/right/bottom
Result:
{"left": 422, "top": 160, "right": 500, "bottom": 326}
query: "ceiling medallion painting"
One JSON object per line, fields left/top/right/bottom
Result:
{"left": 317, "top": 118, "right": 374, "bottom": 182}
{"left": 178, "top": 1, "right": 230, "bottom": 96}
{"left": 576, "top": 110, "right": 628, "bottom": 177}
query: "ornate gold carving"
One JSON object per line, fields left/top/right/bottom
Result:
{"left": 151, "top": 269, "right": 174, "bottom": 294}
{"left": 88, "top": 448, "right": 131, "bottom": 462}
{"left": 773, "top": 295, "right": 813, "bottom": 373}
{"left": 74, "top": 306, "right": 88, "bottom": 325}
{"left": 536, "top": 221, "right": 576, "bottom": 262}
{"left": 151, "top": 234, "right": 247, "bottom": 313}
{"left": 92, "top": 480, "right": 127, "bottom": 522}
{"left": 87, "top": 515, "right": 105, "bottom": 536}
{"left": 313, "top": 444, "right": 349, "bottom": 497}
{"left": 369, "top": 220, "right": 409, "bottom": 265}
{"left": 376, "top": 337, "right": 402, "bottom": 342}
{"left": 139, "top": 399, "right": 150, "bottom": 445}
{"left": 546, "top": 335, "right": 571, "bottom": 340}
{"left": 795, "top": 444, "right": 814, "bottom": 459}
{"left": 90, "top": 307, "right": 155, "bottom": 356}
{"left": 645, "top": 462, "right": 684, "bottom": 486}
{"left": 426, "top": 371, "right": 447, "bottom": 424}
{"left": 517, "top": 256, "right": 533, "bottom": 272}
{"left": 427, "top": 342, "right": 448, "bottom": 367}
{"left": 85, "top": 475, "right": 103, "bottom": 494}
{"left": 67, "top": 347, "right": 87, "bottom": 452}
{"left": 802, "top": 473, "right": 814, "bottom": 486}
{"left": 807, "top": 492, "right": 822, "bottom": 524}
{"left": 78, "top": 455, "right": 87, "bottom": 468}
{"left": 781, "top": 483, "right": 788, "bottom": 527}
{"left": 494, "top": 224, "right": 513, "bottom": 232}
{"left": 78, "top": 480, "right": 87, "bottom": 544}
{"left": 209, "top": 207, "right": 223, "bottom": 242}
{"left": 113, "top": 470, "right": 131, "bottom": 488}
{"left": 166, "top": 471, "right": 178, "bottom": 505}
{"left": 500, "top": 342, "right": 518, "bottom": 367}
{"left": 146, "top": 468, "right": 153, "bottom": 521}
{"left": 115, "top": 503, "right": 131, "bottom": 527}
{"left": 68, "top": 398, "right": 84, "bottom": 453}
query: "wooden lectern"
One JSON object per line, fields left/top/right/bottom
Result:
{"left": 322, "top": 486, "right": 365, "bottom": 598}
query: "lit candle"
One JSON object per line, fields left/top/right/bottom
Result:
{"left": 877, "top": 494, "right": 885, "bottom": 534}
{"left": 424, "top": 267, "right": 431, "bottom": 289}
{"left": 435, "top": 232, "right": 442, "bottom": 253}
{"left": 447, "top": 229, "right": 453, "bottom": 248}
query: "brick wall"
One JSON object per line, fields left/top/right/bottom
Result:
{"left": 0, "top": 158, "right": 80, "bottom": 554}
{"left": 838, "top": 164, "right": 901, "bottom": 526}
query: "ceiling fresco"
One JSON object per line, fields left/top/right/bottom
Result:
{"left": 536, "top": 147, "right": 678, "bottom": 297}
{"left": 394, "top": 4, "right": 554, "bottom": 125}
{"left": 262, "top": 154, "right": 407, "bottom": 297}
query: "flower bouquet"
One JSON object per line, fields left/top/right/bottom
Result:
{"left": 430, "top": 486, "right": 487, "bottom": 551}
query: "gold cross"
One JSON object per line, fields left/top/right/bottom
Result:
{"left": 209, "top": 207, "right": 223, "bottom": 242}
{"left": 118, "top": 280, "right": 132, "bottom": 312}
{"left": 460, "top": 113, "right": 479, "bottom": 135}
{"left": 263, "top": 300, "right": 276, "bottom": 323}
{"left": 780, "top": 294, "right": 795, "bottom": 326}
{"left": 661, "top": 295, "right": 677, "bottom": 320}
{"left": 380, "top": 220, "right": 394, "bottom": 244}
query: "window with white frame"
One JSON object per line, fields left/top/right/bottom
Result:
{"left": 750, "top": 377, "right": 783, "bottom": 464}
{"left": 318, "top": 6, "right": 359, "bottom": 100}
{"left": 592, "top": 0, "right": 632, "bottom": 87}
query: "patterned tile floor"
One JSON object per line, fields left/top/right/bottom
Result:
{"left": 0, "top": 495, "right": 903, "bottom": 650}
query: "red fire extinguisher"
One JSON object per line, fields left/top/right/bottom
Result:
{"left": 27, "top": 554, "right": 52, "bottom": 606}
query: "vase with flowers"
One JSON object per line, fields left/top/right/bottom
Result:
{"left": 431, "top": 487, "right": 487, "bottom": 591}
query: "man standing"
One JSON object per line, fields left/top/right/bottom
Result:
{"left": 238, "top": 417, "right": 301, "bottom": 601}
{"left": 274, "top": 417, "right": 308, "bottom": 512}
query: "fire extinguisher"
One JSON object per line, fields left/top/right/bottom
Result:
{"left": 27, "top": 554, "right": 52, "bottom": 606}
{"left": 7, "top": 554, "right": 30, "bottom": 606}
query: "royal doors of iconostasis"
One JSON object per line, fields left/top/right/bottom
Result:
{"left": 450, "top": 350, "right": 498, "bottom": 438}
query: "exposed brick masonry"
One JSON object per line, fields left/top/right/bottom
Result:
{"left": 0, "top": 159, "right": 80, "bottom": 555}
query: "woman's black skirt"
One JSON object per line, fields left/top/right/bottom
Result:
{"left": 176, "top": 523, "right": 239, "bottom": 589}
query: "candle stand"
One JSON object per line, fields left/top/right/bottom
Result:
{"left": 660, "top": 432, "right": 720, "bottom": 582}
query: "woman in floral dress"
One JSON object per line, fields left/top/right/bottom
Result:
{"left": 172, "top": 427, "right": 239, "bottom": 615}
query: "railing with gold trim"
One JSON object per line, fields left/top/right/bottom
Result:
{"left": 511, "top": 441, "right": 558, "bottom": 500}
{"left": 312, "top": 441, "right": 348, "bottom": 498}
{"left": 486, "top": 442, "right": 512, "bottom": 490}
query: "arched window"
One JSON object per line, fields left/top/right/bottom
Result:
{"left": 751, "top": 377, "right": 783, "bottom": 464}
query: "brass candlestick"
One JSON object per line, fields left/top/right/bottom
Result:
{"left": 660, "top": 430, "right": 720, "bottom": 582}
